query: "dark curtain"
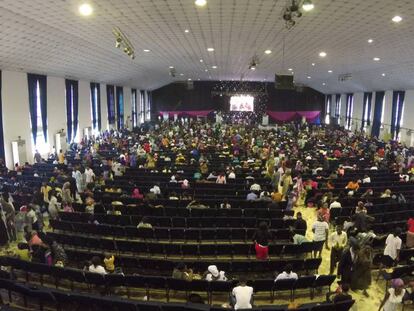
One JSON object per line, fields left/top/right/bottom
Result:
{"left": 107, "top": 85, "right": 115, "bottom": 125}
{"left": 131, "top": 88, "right": 137, "bottom": 127}
{"left": 90, "top": 83, "right": 96, "bottom": 130}
{"left": 326, "top": 94, "right": 332, "bottom": 116}
{"left": 346, "top": 93, "right": 353, "bottom": 129}
{"left": 65, "top": 79, "right": 73, "bottom": 143}
{"left": 371, "top": 91, "right": 385, "bottom": 138}
{"left": 0, "top": 71, "right": 4, "bottom": 160}
{"left": 391, "top": 91, "right": 405, "bottom": 140}
{"left": 38, "top": 75, "right": 47, "bottom": 142}
{"left": 27, "top": 74, "right": 39, "bottom": 144}
{"left": 97, "top": 84, "right": 101, "bottom": 131}
{"left": 116, "top": 86, "right": 124, "bottom": 129}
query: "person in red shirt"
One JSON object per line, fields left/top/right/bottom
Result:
{"left": 407, "top": 218, "right": 414, "bottom": 248}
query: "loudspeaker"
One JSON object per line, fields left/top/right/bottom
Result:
{"left": 275, "top": 74, "right": 294, "bottom": 90}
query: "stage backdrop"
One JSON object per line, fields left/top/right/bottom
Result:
{"left": 151, "top": 81, "right": 325, "bottom": 115}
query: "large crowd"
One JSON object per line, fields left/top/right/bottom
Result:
{"left": 2, "top": 119, "right": 414, "bottom": 310}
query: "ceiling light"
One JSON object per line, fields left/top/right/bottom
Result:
{"left": 264, "top": 50, "right": 272, "bottom": 54}
{"left": 180, "top": 73, "right": 184, "bottom": 76}
{"left": 188, "top": 78, "right": 192, "bottom": 81}
{"left": 307, "top": 76, "right": 311, "bottom": 79}
{"left": 392, "top": 15, "right": 402, "bottom": 23}
{"left": 319, "top": 51, "right": 327, "bottom": 58}
{"left": 211, "top": 66, "right": 217, "bottom": 69}
{"left": 368, "top": 39, "right": 374, "bottom": 43}
{"left": 204, "top": 69, "right": 208, "bottom": 72}
{"left": 207, "top": 48, "right": 215, "bottom": 52}
{"left": 382, "top": 73, "right": 386, "bottom": 77}
{"left": 200, "top": 59, "right": 203, "bottom": 63}
{"left": 169, "top": 66, "right": 174, "bottom": 69}
{"left": 312, "top": 63, "right": 315, "bottom": 66}
{"left": 143, "top": 49, "right": 150, "bottom": 52}
{"left": 373, "top": 57, "right": 380, "bottom": 61}
{"left": 250, "top": 67, "right": 256, "bottom": 71}
{"left": 328, "top": 70, "right": 333, "bottom": 73}
{"left": 79, "top": 3, "right": 93, "bottom": 16}
{"left": 195, "top": 0, "right": 207, "bottom": 7}
{"left": 322, "top": 83, "right": 326, "bottom": 86}
{"left": 302, "top": 0, "right": 314, "bottom": 11}
{"left": 288, "top": 68, "right": 293, "bottom": 71}
{"left": 184, "top": 29, "right": 190, "bottom": 33}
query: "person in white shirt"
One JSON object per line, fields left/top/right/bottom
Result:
{"left": 85, "top": 167, "right": 95, "bottom": 184}
{"left": 312, "top": 215, "right": 329, "bottom": 257}
{"left": 328, "top": 225, "right": 347, "bottom": 274}
{"left": 383, "top": 228, "right": 402, "bottom": 267}
{"left": 275, "top": 264, "right": 298, "bottom": 282}
{"left": 231, "top": 275, "right": 253, "bottom": 310}
{"left": 150, "top": 184, "right": 161, "bottom": 195}
{"left": 329, "top": 199, "right": 342, "bottom": 209}
{"left": 362, "top": 175, "right": 371, "bottom": 184}
{"left": 250, "top": 183, "right": 261, "bottom": 192}
{"left": 228, "top": 170, "right": 236, "bottom": 180}
{"left": 205, "top": 265, "right": 227, "bottom": 282}
{"left": 89, "top": 256, "right": 107, "bottom": 275}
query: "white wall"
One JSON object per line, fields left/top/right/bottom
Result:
{"left": 1, "top": 70, "right": 139, "bottom": 168}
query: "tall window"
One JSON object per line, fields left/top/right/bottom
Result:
{"left": 140, "top": 90, "right": 145, "bottom": 124}
{"left": 131, "top": 89, "right": 137, "bottom": 127}
{"left": 32, "top": 81, "right": 49, "bottom": 154}
{"left": 345, "top": 94, "right": 354, "bottom": 130}
{"left": 145, "top": 91, "right": 151, "bottom": 121}
{"left": 65, "top": 79, "right": 79, "bottom": 143}
{"left": 90, "top": 83, "right": 100, "bottom": 136}
{"left": 325, "top": 95, "right": 331, "bottom": 124}
{"left": 380, "top": 96, "right": 385, "bottom": 127}
{"left": 363, "top": 95, "right": 370, "bottom": 132}
{"left": 335, "top": 95, "right": 341, "bottom": 125}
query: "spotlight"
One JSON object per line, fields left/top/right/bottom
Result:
{"left": 302, "top": 0, "right": 314, "bottom": 11}
{"left": 112, "top": 27, "right": 135, "bottom": 60}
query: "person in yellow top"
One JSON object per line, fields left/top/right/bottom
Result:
{"left": 58, "top": 149, "right": 65, "bottom": 164}
{"left": 271, "top": 190, "right": 283, "bottom": 202}
{"left": 104, "top": 253, "right": 115, "bottom": 273}
{"left": 40, "top": 182, "right": 52, "bottom": 204}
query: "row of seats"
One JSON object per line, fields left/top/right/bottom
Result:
{"left": 47, "top": 231, "right": 317, "bottom": 259}
{"left": 0, "top": 257, "right": 335, "bottom": 303}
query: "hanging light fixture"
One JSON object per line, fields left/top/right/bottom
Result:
{"left": 302, "top": 0, "right": 314, "bottom": 11}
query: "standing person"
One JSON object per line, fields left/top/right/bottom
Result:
{"left": 231, "top": 275, "right": 254, "bottom": 310}
{"left": 351, "top": 246, "right": 372, "bottom": 297}
{"left": 252, "top": 222, "right": 273, "bottom": 260}
{"left": 338, "top": 243, "right": 360, "bottom": 284}
{"left": 61, "top": 182, "right": 73, "bottom": 206}
{"left": 328, "top": 225, "right": 348, "bottom": 275}
{"left": 1, "top": 193, "right": 16, "bottom": 242}
{"left": 85, "top": 166, "right": 95, "bottom": 185}
{"left": 48, "top": 189, "right": 60, "bottom": 221}
{"left": 294, "top": 212, "right": 307, "bottom": 232}
{"left": 58, "top": 149, "right": 65, "bottom": 165}
{"left": 312, "top": 215, "right": 329, "bottom": 257}
{"left": 0, "top": 204, "right": 9, "bottom": 246}
{"left": 378, "top": 278, "right": 405, "bottom": 311}
{"left": 383, "top": 228, "right": 402, "bottom": 267}
{"left": 406, "top": 217, "right": 414, "bottom": 248}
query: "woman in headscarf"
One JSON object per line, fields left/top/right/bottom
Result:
{"left": 379, "top": 278, "right": 405, "bottom": 311}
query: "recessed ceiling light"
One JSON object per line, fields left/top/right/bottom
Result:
{"left": 207, "top": 48, "right": 214, "bottom": 52}
{"left": 188, "top": 78, "right": 192, "bottom": 81}
{"left": 264, "top": 50, "right": 272, "bottom": 54}
{"left": 195, "top": 0, "right": 207, "bottom": 7}
{"left": 143, "top": 49, "right": 150, "bottom": 52}
{"left": 302, "top": 0, "right": 314, "bottom": 11}
{"left": 79, "top": 3, "right": 93, "bottom": 16}
{"left": 312, "top": 63, "right": 315, "bottom": 66}
{"left": 199, "top": 59, "right": 203, "bottom": 63}
{"left": 307, "top": 76, "right": 311, "bottom": 79}
{"left": 169, "top": 66, "right": 174, "bottom": 69}
{"left": 368, "top": 39, "right": 374, "bottom": 43}
{"left": 180, "top": 73, "right": 184, "bottom": 76}
{"left": 288, "top": 68, "right": 293, "bottom": 71}
{"left": 211, "top": 66, "right": 217, "bottom": 69}
{"left": 373, "top": 57, "right": 380, "bottom": 61}
{"left": 322, "top": 83, "right": 326, "bottom": 86}
{"left": 328, "top": 70, "right": 333, "bottom": 73}
{"left": 184, "top": 29, "right": 190, "bottom": 33}
{"left": 204, "top": 69, "right": 208, "bottom": 72}
{"left": 382, "top": 73, "right": 386, "bottom": 77}
{"left": 392, "top": 15, "right": 402, "bottom": 23}
{"left": 319, "top": 51, "right": 327, "bottom": 58}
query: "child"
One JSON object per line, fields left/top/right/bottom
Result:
{"left": 104, "top": 253, "right": 115, "bottom": 273}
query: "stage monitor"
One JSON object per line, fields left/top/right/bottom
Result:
{"left": 230, "top": 95, "right": 254, "bottom": 112}
{"left": 275, "top": 74, "right": 294, "bottom": 90}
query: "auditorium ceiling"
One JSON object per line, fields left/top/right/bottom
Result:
{"left": 0, "top": 0, "right": 413, "bottom": 93}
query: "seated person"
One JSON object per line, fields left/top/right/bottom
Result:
{"left": 204, "top": 265, "right": 227, "bottom": 281}
{"left": 89, "top": 256, "right": 107, "bottom": 275}
{"left": 172, "top": 262, "right": 194, "bottom": 281}
{"left": 231, "top": 275, "right": 253, "bottom": 310}
{"left": 326, "top": 282, "right": 353, "bottom": 303}
{"left": 104, "top": 253, "right": 115, "bottom": 273}
{"left": 137, "top": 217, "right": 153, "bottom": 229}
{"left": 275, "top": 264, "right": 298, "bottom": 281}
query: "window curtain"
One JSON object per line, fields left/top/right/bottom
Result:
{"left": 37, "top": 75, "right": 47, "bottom": 142}
{"left": 326, "top": 95, "right": 332, "bottom": 116}
{"left": 345, "top": 93, "right": 354, "bottom": 129}
{"left": 116, "top": 86, "right": 124, "bottom": 129}
{"left": 335, "top": 94, "right": 341, "bottom": 124}
{"left": 391, "top": 90, "right": 405, "bottom": 140}
{"left": 28, "top": 74, "right": 39, "bottom": 144}
{"left": 140, "top": 90, "right": 145, "bottom": 124}
{"left": 65, "top": 79, "right": 79, "bottom": 143}
{"left": 0, "top": 71, "right": 4, "bottom": 159}
{"left": 362, "top": 92, "right": 373, "bottom": 130}
{"left": 90, "top": 83, "right": 101, "bottom": 131}
{"left": 106, "top": 85, "right": 115, "bottom": 125}
{"left": 131, "top": 88, "right": 137, "bottom": 127}
{"left": 371, "top": 91, "right": 385, "bottom": 138}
